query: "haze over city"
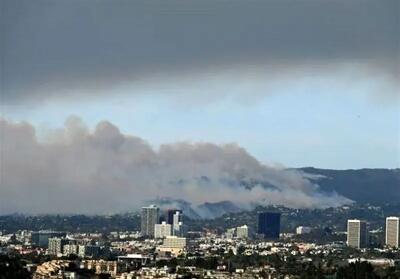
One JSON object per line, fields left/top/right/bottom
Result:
{"left": 1, "top": 0, "right": 399, "bottom": 215}
{"left": 1, "top": 1, "right": 400, "bottom": 279}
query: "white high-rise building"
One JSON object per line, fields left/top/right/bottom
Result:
{"left": 386, "top": 217, "right": 400, "bottom": 248}
{"left": 172, "top": 211, "right": 184, "bottom": 236}
{"left": 141, "top": 205, "right": 159, "bottom": 237}
{"left": 48, "top": 238, "right": 67, "bottom": 256}
{"left": 154, "top": 221, "right": 172, "bottom": 239}
{"left": 347, "top": 219, "right": 367, "bottom": 248}
{"left": 236, "top": 225, "right": 249, "bottom": 239}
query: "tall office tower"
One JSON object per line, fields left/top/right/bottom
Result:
{"left": 172, "top": 211, "right": 184, "bottom": 236}
{"left": 258, "top": 212, "right": 281, "bottom": 239}
{"left": 155, "top": 221, "right": 172, "bottom": 239}
{"left": 386, "top": 217, "right": 400, "bottom": 248}
{"left": 347, "top": 219, "right": 368, "bottom": 248}
{"left": 167, "top": 209, "right": 182, "bottom": 225}
{"left": 141, "top": 205, "right": 159, "bottom": 237}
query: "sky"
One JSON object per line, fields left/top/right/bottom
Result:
{"left": 1, "top": 0, "right": 399, "bottom": 170}
{"left": 3, "top": 83, "right": 400, "bottom": 169}
{"left": 0, "top": 0, "right": 399, "bottom": 214}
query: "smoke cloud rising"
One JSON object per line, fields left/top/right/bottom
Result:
{"left": 0, "top": 117, "right": 351, "bottom": 215}
{"left": 2, "top": 0, "right": 399, "bottom": 104}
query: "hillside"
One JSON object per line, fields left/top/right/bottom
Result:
{"left": 300, "top": 168, "right": 400, "bottom": 204}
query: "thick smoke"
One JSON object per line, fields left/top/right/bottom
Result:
{"left": 1, "top": 0, "right": 398, "bottom": 104}
{"left": 0, "top": 117, "right": 351, "bottom": 215}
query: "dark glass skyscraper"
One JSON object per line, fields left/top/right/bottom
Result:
{"left": 258, "top": 212, "right": 281, "bottom": 239}
{"left": 31, "top": 231, "right": 66, "bottom": 248}
{"left": 167, "top": 209, "right": 182, "bottom": 225}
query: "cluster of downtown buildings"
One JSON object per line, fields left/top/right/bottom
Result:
{"left": 140, "top": 205, "right": 188, "bottom": 257}
{"left": 1, "top": 207, "right": 400, "bottom": 278}
{"left": 141, "top": 205, "right": 186, "bottom": 239}
{"left": 139, "top": 206, "right": 284, "bottom": 259}
{"left": 141, "top": 205, "right": 282, "bottom": 241}
{"left": 30, "top": 213, "right": 400, "bottom": 260}
{"left": 20, "top": 211, "right": 399, "bottom": 264}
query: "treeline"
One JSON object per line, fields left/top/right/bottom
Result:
{"left": 0, "top": 214, "right": 140, "bottom": 233}
{"left": 0, "top": 255, "right": 31, "bottom": 279}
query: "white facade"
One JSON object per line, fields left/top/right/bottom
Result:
{"left": 78, "top": 245, "right": 86, "bottom": 258}
{"left": 236, "top": 225, "right": 249, "bottom": 239}
{"left": 296, "top": 226, "right": 312, "bottom": 235}
{"left": 163, "top": 236, "right": 187, "bottom": 248}
{"left": 158, "top": 236, "right": 187, "bottom": 257}
{"left": 154, "top": 222, "right": 172, "bottom": 239}
{"left": 386, "top": 216, "right": 400, "bottom": 248}
{"left": 63, "top": 244, "right": 78, "bottom": 256}
{"left": 48, "top": 238, "right": 66, "bottom": 256}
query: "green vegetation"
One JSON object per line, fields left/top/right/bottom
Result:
{"left": 0, "top": 213, "right": 140, "bottom": 233}
{"left": 0, "top": 255, "right": 31, "bottom": 279}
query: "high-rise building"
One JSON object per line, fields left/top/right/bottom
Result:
{"left": 155, "top": 221, "right": 172, "bottom": 239}
{"left": 48, "top": 237, "right": 68, "bottom": 256}
{"left": 167, "top": 209, "right": 182, "bottom": 225}
{"left": 31, "top": 231, "right": 66, "bottom": 248}
{"left": 172, "top": 211, "right": 184, "bottom": 236}
{"left": 236, "top": 225, "right": 249, "bottom": 239}
{"left": 386, "top": 217, "right": 400, "bottom": 248}
{"left": 141, "top": 205, "right": 159, "bottom": 237}
{"left": 347, "top": 219, "right": 367, "bottom": 248}
{"left": 258, "top": 212, "right": 281, "bottom": 239}
{"left": 225, "top": 225, "right": 249, "bottom": 239}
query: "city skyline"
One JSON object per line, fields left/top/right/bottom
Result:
{"left": 0, "top": 1, "right": 399, "bottom": 277}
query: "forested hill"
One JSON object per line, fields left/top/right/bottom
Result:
{"left": 300, "top": 167, "right": 400, "bottom": 204}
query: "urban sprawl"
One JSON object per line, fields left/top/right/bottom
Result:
{"left": 1, "top": 205, "right": 400, "bottom": 278}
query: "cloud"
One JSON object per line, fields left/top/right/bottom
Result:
{"left": 0, "top": 117, "right": 351, "bottom": 215}
{"left": 1, "top": 0, "right": 398, "bottom": 104}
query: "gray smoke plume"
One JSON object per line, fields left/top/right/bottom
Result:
{"left": 0, "top": 117, "right": 351, "bottom": 215}
{"left": 1, "top": 0, "right": 398, "bottom": 104}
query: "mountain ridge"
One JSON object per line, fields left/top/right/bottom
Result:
{"left": 298, "top": 167, "right": 400, "bottom": 204}
{"left": 148, "top": 168, "right": 399, "bottom": 219}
